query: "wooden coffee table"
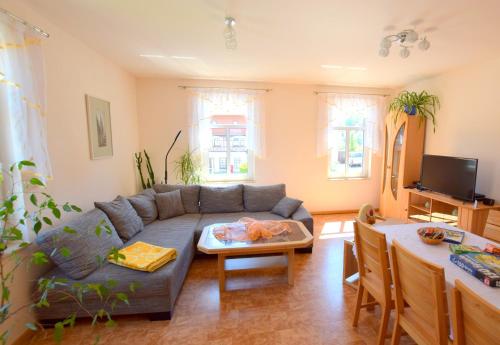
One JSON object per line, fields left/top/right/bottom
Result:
{"left": 197, "top": 220, "right": 313, "bottom": 292}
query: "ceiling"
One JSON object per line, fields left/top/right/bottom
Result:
{"left": 24, "top": 0, "right": 500, "bottom": 88}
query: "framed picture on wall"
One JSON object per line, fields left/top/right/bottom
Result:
{"left": 85, "top": 95, "right": 113, "bottom": 159}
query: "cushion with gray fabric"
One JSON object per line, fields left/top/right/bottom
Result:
{"left": 35, "top": 216, "right": 197, "bottom": 320}
{"left": 95, "top": 196, "right": 144, "bottom": 240}
{"left": 243, "top": 184, "right": 286, "bottom": 212}
{"left": 128, "top": 189, "right": 158, "bottom": 225}
{"left": 36, "top": 209, "right": 123, "bottom": 280}
{"left": 199, "top": 185, "right": 244, "bottom": 213}
{"left": 153, "top": 184, "right": 200, "bottom": 213}
{"left": 156, "top": 190, "right": 186, "bottom": 220}
{"left": 271, "top": 197, "right": 303, "bottom": 218}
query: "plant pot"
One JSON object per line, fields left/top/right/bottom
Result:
{"left": 404, "top": 105, "right": 417, "bottom": 115}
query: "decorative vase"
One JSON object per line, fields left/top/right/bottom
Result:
{"left": 404, "top": 105, "right": 417, "bottom": 115}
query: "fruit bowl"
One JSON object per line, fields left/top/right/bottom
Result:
{"left": 417, "top": 227, "right": 445, "bottom": 245}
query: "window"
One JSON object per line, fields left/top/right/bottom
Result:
{"left": 206, "top": 115, "right": 253, "bottom": 181}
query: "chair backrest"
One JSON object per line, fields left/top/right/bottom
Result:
{"left": 451, "top": 279, "right": 500, "bottom": 345}
{"left": 353, "top": 219, "right": 392, "bottom": 302}
{"left": 390, "top": 240, "right": 449, "bottom": 345}
{"left": 483, "top": 210, "right": 500, "bottom": 242}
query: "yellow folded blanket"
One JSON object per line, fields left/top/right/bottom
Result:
{"left": 108, "top": 241, "right": 177, "bottom": 272}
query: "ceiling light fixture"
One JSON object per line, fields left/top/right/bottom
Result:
{"left": 224, "top": 16, "right": 237, "bottom": 50}
{"left": 139, "top": 54, "right": 165, "bottom": 58}
{"left": 379, "top": 29, "right": 431, "bottom": 59}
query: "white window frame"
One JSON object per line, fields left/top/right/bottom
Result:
{"left": 206, "top": 122, "right": 254, "bottom": 182}
{"left": 328, "top": 121, "right": 370, "bottom": 180}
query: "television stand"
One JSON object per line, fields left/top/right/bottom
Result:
{"left": 406, "top": 189, "right": 500, "bottom": 236}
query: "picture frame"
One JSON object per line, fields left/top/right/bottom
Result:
{"left": 85, "top": 94, "right": 113, "bottom": 159}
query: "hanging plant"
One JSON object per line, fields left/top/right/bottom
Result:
{"left": 174, "top": 149, "right": 201, "bottom": 185}
{"left": 389, "top": 90, "right": 440, "bottom": 132}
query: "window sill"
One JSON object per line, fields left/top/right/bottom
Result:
{"left": 204, "top": 179, "right": 256, "bottom": 184}
{"left": 328, "top": 176, "right": 370, "bottom": 181}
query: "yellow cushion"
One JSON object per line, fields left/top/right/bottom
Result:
{"left": 108, "top": 241, "right": 177, "bottom": 272}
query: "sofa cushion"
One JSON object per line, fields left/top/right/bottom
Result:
{"left": 95, "top": 196, "right": 144, "bottom": 240}
{"left": 243, "top": 184, "right": 286, "bottom": 212}
{"left": 156, "top": 190, "right": 186, "bottom": 220}
{"left": 36, "top": 209, "right": 123, "bottom": 280}
{"left": 154, "top": 184, "right": 200, "bottom": 213}
{"left": 128, "top": 189, "right": 158, "bottom": 225}
{"left": 271, "top": 197, "right": 303, "bottom": 218}
{"left": 200, "top": 185, "right": 244, "bottom": 213}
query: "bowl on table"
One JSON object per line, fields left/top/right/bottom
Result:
{"left": 417, "top": 227, "right": 445, "bottom": 245}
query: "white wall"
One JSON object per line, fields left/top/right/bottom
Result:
{"left": 137, "top": 78, "right": 391, "bottom": 212}
{"left": 0, "top": 0, "right": 140, "bottom": 343}
{"left": 405, "top": 56, "right": 500, "bottom": 200}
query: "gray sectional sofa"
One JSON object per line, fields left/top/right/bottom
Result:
{"left": 35, "top": 184, "right": 313, "bottom": 322}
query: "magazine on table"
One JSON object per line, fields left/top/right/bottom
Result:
{"left": 442, "top": 228, "right": 465, "bottom": 244}
{"left": 450, "top": 252, "right": 500, "bottom": 288}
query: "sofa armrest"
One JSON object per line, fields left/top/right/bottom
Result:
{"left": 291, "top": 205, "right": 313, "bottom": 236}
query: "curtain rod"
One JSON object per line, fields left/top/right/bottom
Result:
{"left": 0, "top": 8, "right": 50, "bottom": 38}
{"left": 178, "top": 85, "right": 271, "bottom": 92}
{"left": 314, "top": 91, "right": 389, "bottom": 97}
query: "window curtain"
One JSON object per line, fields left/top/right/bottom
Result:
{"left": 317, "top": 93, "right": 386, "bottom": 157}
{"left": 188, "top": 88, "right": 266, "bottom": 174}
{"left": 0, "top": 12, "right": 50, "bottom": 241}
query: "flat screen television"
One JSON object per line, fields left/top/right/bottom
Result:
{"left": 420, "top": 154, "right": 478, "bottom": 201}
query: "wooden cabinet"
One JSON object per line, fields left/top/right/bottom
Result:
{"left": 407, "top": 189, "right": 500, "bottom": 236}
{"left": 380, "top": 113, "right": 425, "bottom": 219}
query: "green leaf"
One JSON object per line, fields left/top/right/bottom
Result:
{"left": 54, "top": 322, "right": 64, "bottom": 344}
{"left": 129, "top": 281, "right": 140, "bottom": 293}
{"left": 34, "top": 221, "right": 42, "bottom": 234}
{"left": 71, "top": 205, "right": 82, "bottom": 212}
{"left": 30, "top": 194, "right": 38, "bottom": 206}
{"left": 106, "top": 279, "right": 117, "bottom": 289}
{"left": 62, "top": 204, "right": 71, "bottom": 212}
{"left": 2, "top": 286, "right": 10, "bottom": 301}
{"left": 19, "top": 160, "right": 36, "bottom": 168}
{"left": 105, "top": 319, "right": 116, "bottom": 328}
{"left": 60, "top": 247, "right": 71, "bottom": 257}
{"left": 32, "top": 251, "right": 48, "bottom": 265}
{"left": 30, "top": 177, "right": 45, "bottom": 187}
{"left": 42, "top": 217, "right": 53, "bottom": 226}
{"left": 52, "top": 208, "right": 61, "bottom": 219}
{"left": 116, "top": 292, "right": 129, "bottom": 305}
{"left": 63, "top": 226, "right": 77, "bottom": 234}
{"left": 95, "top": 225, "right": 102, "bottom": 237}
{"left": 25, "top": 323, "right": 37, "bottom": 331}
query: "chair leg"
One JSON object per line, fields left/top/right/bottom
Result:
{"left": 390, "top": 318, "right": 402, "bottom": 345}
{"left": 352, "top": 284, "right": 364, "bottom": 327}
{"left": 376, "top": 303, "right": 391, "bottom": 345}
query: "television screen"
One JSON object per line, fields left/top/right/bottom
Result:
{"left": 420, "top": 155, "right": 478, "bottom": 201}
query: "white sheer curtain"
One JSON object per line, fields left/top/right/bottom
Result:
{"left": 317, "top": 93, "right": 386, "bottom": 157}
{"left": 188, "top": 88, "right": 266, "bottom": 175}
{"left": 0, "top": 12, "right": 50, "bottom": 241}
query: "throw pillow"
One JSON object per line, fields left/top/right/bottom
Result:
{"left": 153, "top": 184, "right": 200, "bottom": 213}
{"left": 243, "top": 184, "right": 286, "bottom": 212}
{"left": 271, "top": 197, "right": 303, "bottom": 218}
{"left": 95, "top": 196, "right": 144, "bottom": 240}
{"left": 36, "top": 209, "right": 123, "bottom": 280}
{"left": 156, "top": 190, "right": 186, "bottom": 220}
{"left": 199, "top": 185, "right": 244, "bottom": 213}
{"left": 128, "top": 188, "right": 158, "bottom": 225}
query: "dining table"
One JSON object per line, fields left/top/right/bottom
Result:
{"left": 373, "top": 221, "right": 500, "bottom": 309}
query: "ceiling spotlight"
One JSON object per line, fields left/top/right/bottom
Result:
{"left": 400, "top": 47, "right": 410, "bottom": 59}
{"left": 224, "top": 16, "right": 237, "bottom": 50}
{"left": 418, "top": 37, "right": 430, "bottom": 51}
{"left": 378, "top": 28, "right": 431, "bottom": 58}
{"left": 379, "top": 47, "right": 389, "bottom": 57}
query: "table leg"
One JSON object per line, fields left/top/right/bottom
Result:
{"left": 287, "top": 249, "right": 295, "bottom": 286}
{"left": 218, "top": 254, "right": 225, "bottom": 292}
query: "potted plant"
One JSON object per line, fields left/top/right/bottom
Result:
{"left": 174, "top": 149, "right": 202, "bottom": 185}
{"left": 388, "top": 90, "right": 440, "bottom": 132}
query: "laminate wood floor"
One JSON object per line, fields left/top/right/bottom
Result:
{"left": 28, "top": 214, "right": 416, "bottom": 345}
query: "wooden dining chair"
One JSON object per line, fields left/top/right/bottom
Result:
{"left": 451, "top": 279, "right": 500, "bottom": 345}
{"left": 390, "top": 240, "right": 451, "bottom": 345}
{"left": 483, "top": 209, "right": 500, "bottom": 242}
{"left": 352, "top": 219, "right": 394, "bottom": 345}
